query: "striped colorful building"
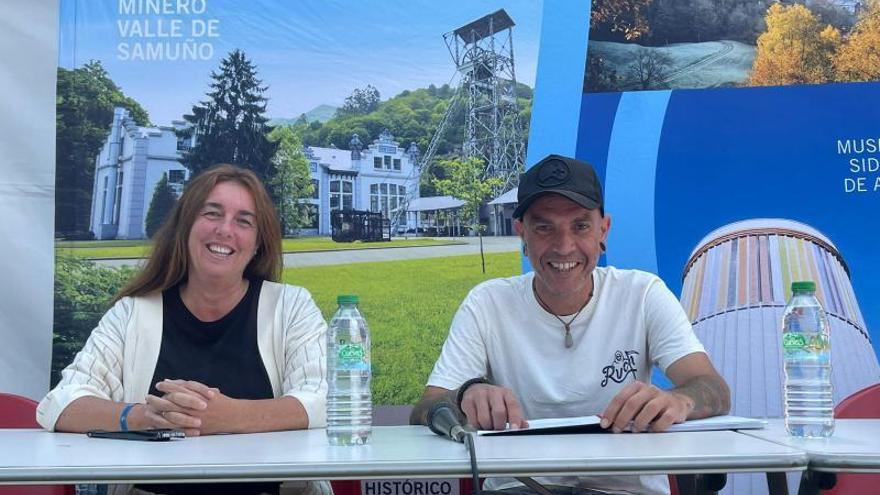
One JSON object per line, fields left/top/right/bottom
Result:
{"left": 681, "top": 218, "right": 879, "bottom": 415}
{"left": 681, "top": 218, "right": 880, "bottom": 494}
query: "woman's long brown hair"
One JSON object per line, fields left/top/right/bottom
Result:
{"left": 114, "top": 164, "right": 282, "bottom": 302}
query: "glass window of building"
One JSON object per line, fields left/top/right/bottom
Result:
{"left": 374, "top": 157, "right": 382, "bottom": 169}
{"left": 113, "top": 170, "right": 124, "bottom": 224}
{"left": 384, "top": 155, "right": 392, "bottom": 169}
{"left": 330, "top": 178, "right": 353, "bottom": 211}
{"left": 306, "top": 204, "right": 319, "bottom": 229}
{"left": 369, "top": 181, "right": 406, "bottom": 218}
{"left": 329, "top": 180, "right": 339, "bottom": 210}
{"left": 311, "top": 179, "right": 319, "bottom": 199}
{"left": 167, "top": 169, "right": 186, "bottom": 195}
{"left": 101, "top": 176, "right": 109, "bottom": 223}
{"left": 393, "top": 158, "right": 401, "bottom": 171}
{"left": 168, "top": 169, "right": 185, "bottom": 184}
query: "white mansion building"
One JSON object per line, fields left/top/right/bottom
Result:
{"left": 301, "top": 130, "right": 420, "bottom": 236}
{"left": 89, "top": 108, "right": 419, "bottom": 239}
{"left": 90, "top": 107, "right": 190, "bottom": 240}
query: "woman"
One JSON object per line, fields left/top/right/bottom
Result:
{"left": 38, "top": 165, "right": 328, "bottom": 495}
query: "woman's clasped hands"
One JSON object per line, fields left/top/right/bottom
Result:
{"left": 142, "top": 379, "right": 240, "bottom": 436}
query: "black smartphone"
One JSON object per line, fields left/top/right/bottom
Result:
{"left": 86, "top": 428, "right": 185, "bottom": 441}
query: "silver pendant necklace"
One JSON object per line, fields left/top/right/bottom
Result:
{"left": 533, "top": 284, "right": 593, "bottom": 348}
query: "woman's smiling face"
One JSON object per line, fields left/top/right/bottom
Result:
{"left": 187, "top": 180, "right": 259, "bottom": 283}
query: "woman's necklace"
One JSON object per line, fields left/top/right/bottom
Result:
{"left": 533, "top": 283, "right": 593, "bottom": 348}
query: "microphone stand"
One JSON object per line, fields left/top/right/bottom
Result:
{"left": 429, "top": 402, "right": 555, "bottom": 495}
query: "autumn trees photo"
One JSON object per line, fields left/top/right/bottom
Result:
{"left": 584, "top": 0, "right": 880, "bottom": 93}
{"left": 749, "top": 0, "right": 880, "bottom": 86}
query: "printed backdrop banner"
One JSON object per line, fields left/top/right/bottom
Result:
{"left": 571, "top": 0, "right": 880, "bottom": 419}
{"left": 564, "top": 5, "right": 880, "bottom": 490}
{"left": 32, "top": 0, "right": 880, "bottom": 424}
{"left": 52, "top": 0, "right": 542, "bottom": 407}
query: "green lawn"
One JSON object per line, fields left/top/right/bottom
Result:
{"left": 56, "top": 237, "right": 457, "bottom": 259}
{"left": 284, "top": 252, "right": 521, "bottom": 406}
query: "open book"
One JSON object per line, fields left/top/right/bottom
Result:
{"left": 478, "top": 414, "right": 766, "bottom": 436}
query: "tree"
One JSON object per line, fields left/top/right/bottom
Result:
{"left": 639, "top": 0, "right": 771, "bottom": 45}
{"left": 834, "top": 0, "right": 880, "bottom": 82}
{"left": 691, "top": 0, "right": 720, "bottom": 42}
{"left": 642, "top": 0, "right": 692, "bottom": 44}
{"left": 178, "top": 49, "right": 276, "bottom": 182}
{"left": 432, "top": 158, "right": 503, "bottom": 273}
{"left": 144, "top": 172, "right": 177, "bottom": 238}
{"left": 591, "top": 0, "right": 655, "bottom": 40}
{"left": 627, "top": 47, "right": 673, "bottom": 89}
{"left": 747, "top": 3, "right": 840, "bottom": 87}
{"left": 584, "top": 52, "right": 621, "bottom": 92}
{"left": 267, "top": 126, "right": 315, "bottom": 234}
{"left": 53, "top": 255, "right": 136, "bottom": 385}
{"left": 56, "top": 61, "right": 149, "bottom": 238}
{"left": 338, "top": 85, "right": 381, "bottom": 117}
{"left": 807, "top": 0, "right": 856, "bottom": 33}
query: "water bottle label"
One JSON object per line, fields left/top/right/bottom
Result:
{"left": 783, "top": 331, "right": 830, "bottom": 360}
{"left": 338, "top": 343, "right": 369, "bottom": 370}
{"left": 783, "top": 332, "right": 807, "bottom": 351}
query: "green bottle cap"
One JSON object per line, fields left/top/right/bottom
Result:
{"left": 337, "top": 294, "right": 359, "bottom": 304}
{"left": 791, "top": 281, "right": 816, "bottom": 293}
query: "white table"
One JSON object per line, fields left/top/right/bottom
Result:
{"left": 741, "top": 419, "right": 880, "bottom": 473}
{"left": 740, "top": 419, "right": 880, "bottom": 494}
{"left": 0, "top": 426, "right": 806, "bottom": 488}
{"left": 743, "top": 419, "right": 880, "bottom": 495}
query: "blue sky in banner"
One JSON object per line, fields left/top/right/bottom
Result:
{"left": 578, "top": 82, "right": 880, "bottom": 359}
{"left": 58, "top": 0, "right": 542, "bottom": 125}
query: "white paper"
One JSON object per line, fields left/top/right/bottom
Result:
{"left": 478, "top": 414, "right": 766, "bottom": 436}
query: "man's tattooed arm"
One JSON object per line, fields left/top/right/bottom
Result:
{"left": 671, "top": 374, "right": 731, "bottom": 419}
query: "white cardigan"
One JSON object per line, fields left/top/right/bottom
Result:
{"left": 37, "top": 281, "right": 328, "bottom": 431}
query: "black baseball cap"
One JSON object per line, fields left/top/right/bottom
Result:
{"left": 513, "top": 154, "right": 603, "bottom": 219}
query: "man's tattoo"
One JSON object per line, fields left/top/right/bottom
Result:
{"left": 673, "top": 375, "right": 731, "bottom": 418}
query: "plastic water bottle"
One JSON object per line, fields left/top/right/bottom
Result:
{"left": 327, "top": 294, "right": 372, "bottom": 445}
{"left": 782, "top": 280, "right": 834, "bottom": 438}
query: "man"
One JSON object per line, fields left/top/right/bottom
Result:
{"left": 410, "top": 154, "right": 730, "bottom": 495}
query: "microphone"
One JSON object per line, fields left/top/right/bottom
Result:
{"left": 427, "top": 401, "right": 467, "bottom": 443}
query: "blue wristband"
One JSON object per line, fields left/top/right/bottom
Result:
{"left": 119, "top": 403, "right": 136, "bottom": 432}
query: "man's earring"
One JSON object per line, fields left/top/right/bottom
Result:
{"left": 522, "top": 242, "right": 528, "bottom": 256}
{"left": 600, "top": 241, "right": 607, "bottom": 253}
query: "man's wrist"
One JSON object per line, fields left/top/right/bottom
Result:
{"left": 455, "top": 377, "right": 490, "bottom": 411}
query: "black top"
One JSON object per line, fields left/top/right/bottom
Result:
{"left": 138, "top": 279, "right": 278, "bottom": 495}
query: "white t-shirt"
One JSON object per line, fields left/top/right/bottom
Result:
{"left": 428, "top": 266, "right": 706, "bottom": 495}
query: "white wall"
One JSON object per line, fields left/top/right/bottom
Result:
{"left": 0, "top": 0, "right": 58, "bottom": 400}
